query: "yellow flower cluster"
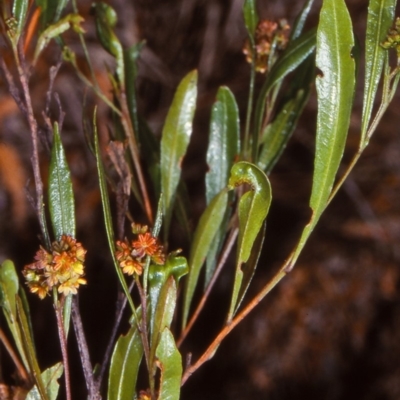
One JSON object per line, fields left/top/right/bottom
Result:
{"left": 382, "top": 17, "right": 400, "bottom": 60}
{"left": 23, "top": 235, "right": 87, "bottom": 299}
{"left": 115, "top": 225, "right": 165, "bottom": 276}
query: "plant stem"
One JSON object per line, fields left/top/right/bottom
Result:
{"left": 0, "top": 328, "right": 30, "bottom": 383}
{"left": 55, "top": 300, "right": 72, "bottom": 400}
{"left": 71, "top": 296, "right": 101, "bottom": 400}
{"left": 177, "top": 227, "right": 238, "bottom": 347}
{"left": 181, "top": 267, "right": 287, "bottom": 385}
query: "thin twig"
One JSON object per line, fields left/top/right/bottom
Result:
{"left": 177, "top": 227, "right": 239, "bottom": 347}
{"left": 97, "top": 280, "right": 134, "bottom": 390}
{"left": 71, "top": 296, "right": 101, "bottom": 400}
{"left": 55, "top": 302, "right": 72, "bottom": 400}
{"left": 0, "top": 328, "right": 30, "bottom": 383}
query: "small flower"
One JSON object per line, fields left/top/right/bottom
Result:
{"left": 115, "top": 239, "right": 144, "bottom": 276}
{"left": 132, "top": 232, "right": 159, "bottom": 258}
{"left": 382, "top": 17, "right": 400, "bottom": 61}
{"left": 243, "top": 18, "right": 290, "bottom": 73}
{"left": 23, "top": 235, "right": 87, "bottom": 299}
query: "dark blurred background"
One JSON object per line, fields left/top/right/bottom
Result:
{"left": 1, "top": 0, "right": 400, "bottom": 399}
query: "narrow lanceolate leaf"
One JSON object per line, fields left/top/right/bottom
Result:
{"left": 227, "top": 162, "right": 272, "bottom": 321}
{"left": 26, "top": 363, "right": 63, "bottom": 400}
{"left": 258, "top": 87, "right": 310, "bottom": 173}
{"left": 182, "top": 189, "right": 228, "bottom": 329}
{"left": 108, "top": 324, "right": 143, "bottom": 400}
{"left": 150, "top": 277, "right": 177, "bottom": 369}
{"left": 361, "top": 0, "right": 396, "bottom": 146}
{"left": 290, "top": 0, "right": 315, "bottom": 41}
{"left": 156, "top": 328, "right": 182, "bottom": 400}
{"left": 93, "top": 111, "right": 136, "bottom": 315}
{"left": 16, "top": 297, "right": 48, "bottom": 400}
{"left": 243, "top": 0, "right": 259, "bottom": 37}
{"left": 49, "top": 122, "right": 75, "bottom": 240}
{"left": 254, "top": 28, "right": 316, "bottom": 141}
{"left": 12, "top": 0, "right": 28, "bottom": 39}
{"left": 290, "top": 0, "right": 355, "bottom": 269}
{"left": 0, "top": 260, "right": 29, "bottom": 370}
{"left": 206, "top": 86, "right": 240, "bottom": 204}
{"left": 160, "top": 70, "right": 198, "bottom": 235}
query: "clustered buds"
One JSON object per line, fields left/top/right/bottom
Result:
{"left": 382, "top": 17, "right": 400, "bottom": 61}
{"left": 243, "top": 19, "right": 290, "bottom": 73}
{"left": 115, "top": 224, "right": 165, "bottom": 276}
{"left": 23, "top": 235, "right": 87, "bottom": 299}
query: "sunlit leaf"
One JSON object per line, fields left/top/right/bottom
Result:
{"left": 0, "top": 260, "right": 29, "bottom": 370}
{"left": 160, "top": 70, "right": 197, "bottom": 235}
{"left": 12, "top": 0, "right": 28, "bottom": 39}
{"left": 48, "top": 122, "right": 75, "bottom": 240}
{"left": 290, "top": 0, "right": 315, "bottom": 41}
{"left": 361, "top": 0, "right": 396, "bottom": 146}
{"left": 16, "top": 297, "right": 48, "bottom": 400}
{"left": 243, "top": 0, "right": 259, "bottom": 37}
{"left": 108, "top": 323, "right": 143, "bottom": 400}
{"left": 254, "top": 28, "right": 316, "bottom": 143}
{"left": 155, "top": 328, "right": 182, "bottom": 400}
{"left": 206, "top": 86, "right": 240, "bottom": 205}
{"left": 182, "top": 189, "right": 228, "bottom": 329}
{"left": 289, "top": 0, "right": 355, "bottom": 268}
{"left": 149, "top": 255, "right": 188, "bottom": 335}
{"left": 26, "top": 363, "right": 63, "bottom": 400}
{"left": 227, "top": 162, "right": 272, "bottom": 321}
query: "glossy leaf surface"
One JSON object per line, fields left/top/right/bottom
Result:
{"left": 0, "top": 260, "right": 29, "bottom": 370}
{"left": 254, "top": 28, "right": 316, "bottom": 143}
{"left": 206, "top": 86, "right": 240, "bottom": 205}
{"left": 12, "top": 0, "right": 28, "bottom": 39}
{"left": 227, "top": 162, "right": 272, "bottom": 320}
{"left": 16, "top": 297, "right": 48, "bottom": 400}
{"left": 48, "top": 123, "right": 75, "bottom": 240}
{"left": 290, "top": 0, "right": 315, "bottom": 41}
{"left": 243, "top": 0, "right": 259, "bottom": 37}
{"left": 155, "top": 328, "right": 182, "bottom": 400}
{"left": 290, "top": 0, "right": 355, "bottom": 267}
{"left": 149, "top": 255, "right": 188, "bottom": 335}
{"left": 182, "top": 189, "right": 228, "bottom": 328}
{"left": 160, "top": 70, "right": 197, "bottom": 234}
{"left": 26, "top": 363, "right": 63, "bottom": 400}
{"left": 108, "top": 323, "right": 143, "bottom": 400}
{"left": 361, "top": 0, "right": 396, "bottom": 145}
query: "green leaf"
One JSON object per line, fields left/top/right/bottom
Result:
{"left": 93, "top": 110, "right": 136, "bottom": 315}
{"left": 35, "top": 0, "right": 57, "bottom": 27}
{"left": 206, "top": 86, "right": 240, "bottom": 205}
{"left": 160, "top": 70, "right": 198, "bottom": 235}
{"left": 12, "top": 0, "right": 28, "bottom": 39}
{"left": 290, "top": 0, "right": 315, "bottom": 41}
{"left": 33, "top": 13, "right": 84, "bottom": 64}
{"left": 124, "top": 42, "right": 145, "bottom": 139}
{"left": 182, "top": 189, "right": 228, "bottom": 329}
{"left": 93, "top": 2, "right": 124, "bottom": 85}
{"left": 227, "top": 162, "right": 272, "bottom": 321}
{"left": 289, "top": 0, "right": 356, "bottom": 269}
{"left": 26, "top": 363, "right": 63, "bottom": 400}
{"left": 258, "top": 85, "right": 311, "bottom": 173}
{"left": 361, "top": 0, "right": 396, "bottom": 146}
{"left": 243, "top": 0, "right": 259, "bottom": 37}
{"left": 155, "top": 328, "right": 182, "bottom": 400}
{"left": 16, "top": 296, "right": 48, "bottom": 400}
{"left": 49, "top": 122, "right": 75, "bottom": 240}
{"left": 108, "top": 323, "right": 143, "bottom": 400}
{"left": 253, "top": 28, "right": 316, "bottom": 146}
{"left": 149, "top": 255, "right": 188, "bottom": 336}
{"left": 0, "top": 260, "right": 29, "bottom": 370}
{"left": 150, "top": 277, "right": 177, "bottom": 369}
